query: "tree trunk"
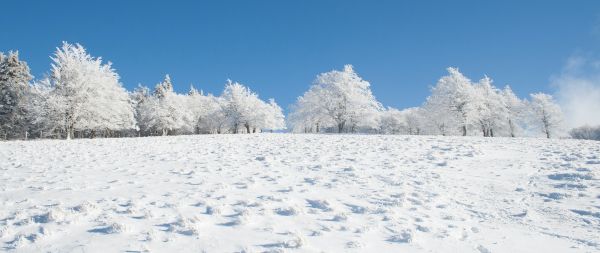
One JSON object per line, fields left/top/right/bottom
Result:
{"left": 245, "top": 124, "right": 250, "bottom": 134}
{"left": 337, "top": 122, "right": 345, "bottom": 133}
{"left": 462, "top": 125, "right": 467, "bottom": 136}
{"left": 508, "top": 119, "right": 516, "bottom": 137}
{"left": 316, "top": 123, "right": 320, "bottom": 133}
{"left": 490, "top": 128, "right": 494, "bottom": 137}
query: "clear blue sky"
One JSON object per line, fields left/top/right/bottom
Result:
{"left": 1, "top": 0, "right": 599, "bottom": 111}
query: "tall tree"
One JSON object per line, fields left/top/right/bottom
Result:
{"left": 47, "top": 42, "right": 135, "bottom": 139}
{"left": 151, "top": 75, "right": 189, "bottom": 136}
{"left": 424, "top": 67, "right": 476, "bottom": 136}
{"left": 472, "top": 76, "right": 507, "bottom": 137}
{"left": 290, "top": 65, "right": 382, "bottom": 133}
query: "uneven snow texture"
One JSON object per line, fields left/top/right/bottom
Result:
{"left": 0, "top": 134, "right": 599, "bottom": 252}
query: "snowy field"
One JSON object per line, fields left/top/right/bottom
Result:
{"left": 0, "top": 134, "right": 599, "bottom": 253}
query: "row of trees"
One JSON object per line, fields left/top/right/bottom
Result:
{"left": 0, "top": 42, "right": 285, "bottom": 140}
{"left": 289, "top": 66, "right": 566, "bottom": 138}
{"left": 0, "top": 42, "right": 575, "bottom": 140}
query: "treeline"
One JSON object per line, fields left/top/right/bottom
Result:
{"left": 0, "top": 42, "right": 595, "bottom": 141}
{"left": 289, "top": 65, "right": 567, "bottom": 138}
{"left": 0, "top": 43, "right": 285, "bottom": 140}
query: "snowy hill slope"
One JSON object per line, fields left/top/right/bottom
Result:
{"left": 0, "top": 134, "right": 598, "bottom": 252}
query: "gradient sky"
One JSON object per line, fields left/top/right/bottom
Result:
{"left": 1, "top": 0, "right": 600, "bottom": 112}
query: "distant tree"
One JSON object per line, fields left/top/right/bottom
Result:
{"left": 528, "top": 93, "right": 564, "bottom": 138}
{"left": 569, "top": 125, "right": 600, "bottom": 140}
{"left": 378, "top": 108, "right": 406, "bottom": 134}
{"left": 402, "top": 107, "right": 425, "bottom": 135}
{"left": 0, "top": 51, "right": 33, "bottom": 139}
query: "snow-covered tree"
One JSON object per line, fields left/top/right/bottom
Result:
{"left": 528, "top": 93, "right": 564, "bottom": 138}
{"left": 290, "top": 65, "right": 382, "bottom": 133}
{"left": 24, "top": 80, "right": 63, "bottom": 138}
{"left": 131, "top": 84, "right": 152, "bottom": 136}
{"left": 472, "top": 76, "right": 507, "bottom": 137}
{"left": 378, "top": 108, "right": 406, "bottom": 134}
{"left": 423, "top": 67, "right": 476, "bottom": 136}
{"left": 150, "top": 75, "right": 190, "bottom": 136}
{"left": 402, "top": 107, "right": 425, "bottom": 135}
{"left": 220, "top": 80, "right": 284, "bottom": 133}
{"left": 259, "top": 98, "right": 286, "bottom": 132}
{"left": 46, "top": 42, "right": 135, "bottom": 139}
{"left": 220, "top": 80, "right": 257, "bottom": 133}
{"left": 203, "top": 95, "right": 228, "bottom": 134}
{"left": 501, "top": 86, "right": 526, "bottom": 137}
{"left": 569, "top": 125, "right": 600, "bottom": 140}
{"left": 288, "top": 87, "right": 330, "bottom": 133}
{"left": 0, "top": 51, "right": 33, "bottom": 139}
{"left": 186, "top": 85, "right": 208, "bottom": 134}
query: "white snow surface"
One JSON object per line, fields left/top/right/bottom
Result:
{"left": 0, "top": 134, "right": 599, "bottom": 252}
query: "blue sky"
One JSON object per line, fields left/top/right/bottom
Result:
{"left": 1, "top": 1, "right": 600, "bottom": 111}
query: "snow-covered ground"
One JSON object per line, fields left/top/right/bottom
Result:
{"left": 0, "top": 134, "right": 599, "bottom": 252}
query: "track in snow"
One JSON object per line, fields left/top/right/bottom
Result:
{"left": 0, "top": 134, "right": 598, "bottom": 252}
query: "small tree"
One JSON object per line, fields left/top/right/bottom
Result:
{"left": 529, "top": 93, "right": 564, "bottom": 138}
{"left": 501, "top": 86, "right": 525, "bottom": 137}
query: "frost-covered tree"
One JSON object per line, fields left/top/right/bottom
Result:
{"left": 203, "top": 95, "right": 228, "bottom": 134}
{"left": 150, "top": 75, "right": 190, "bottom": 136}
{"left": 528, "top": 93, "right": 564, "bottom": 138}
{"left": 131, "top": 84, "right": 152, "bottom": 136}
{"left": 259, "top": 98, "right": 286, "bottom": 132}
{"left": 501, "top": 86, "right": 525, "bottom": 137}
{"left": 290, "top": 65, "right": 382, "bottom": 133}
{"left": 423, "top": 67, "right": 476, "bottom": 136}
{"left": 402, "top": 107, "right": 425, "bottom": 135}
{"left": 186, "top": 85, "right": 209, "bottom": 134}
{"left": 221, "top": 80, "right": 257, "bottom": 133}
{"left": 24, "top": 80, "right": 64, "bottom": 138}
{"left": 378, "top": 108, "right": 406, "bottom": 134}
{"left": 45, "top": 42, "right": 135, "bottom": 139}
{"left": 569, "top": 125, "right": 600, "bottom": 140}
{"left": 0, "top": 51, "right": 33, "bottom": 139}
{"left": 472, "top": 76, "right": 507, "bottom": 137}
{"left": 220, "top": 80, "right": 285, "bottom": 133}
{"left": 288, "top": 87, "right": 330, "bottom": 133}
